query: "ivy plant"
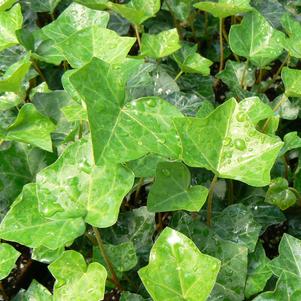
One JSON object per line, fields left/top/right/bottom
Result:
{"left": 0, "top": 0, "right": 301, "bottom": 300}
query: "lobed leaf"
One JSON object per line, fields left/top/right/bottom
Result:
{"left": 0, "top": 243, "right": 20, "bottom": 280}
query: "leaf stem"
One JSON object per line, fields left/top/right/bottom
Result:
{"left": 240, "top": 59, "right": 249, "bottom": 89}
{"left": 92, "top": 227, "right": 123, "bottom": 291}
{"left": 219, "top": 18, "right": 224, "bottom": 72}
{"left": 135, "top": 177, "right": 144, "bottom": 202}
{"left": 133, "top": 25, "right": 141, "bottom": 49}
{"left": 175, "top": 70, "right": 184, "bottom": 81}
{"left": 31, "top": 59, "right": 47, "bottom": 83}
{"left": 207, "top": 175, "right": 218, "bottom": 227}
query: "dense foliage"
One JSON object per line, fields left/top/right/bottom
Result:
{"left": 0, "top": 0, "right": 301, "bottom": 300}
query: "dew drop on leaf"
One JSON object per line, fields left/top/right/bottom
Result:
{"left": 223, "top": 137, "right": 232, "bottom": 146}
{"left": 234, "top": 138, "right": 247, "bottom": 151}
{"left": 147, "top": 99, "right": 156, "bottom": 107}
{"left": 161, "top": 169, "right": 170, "bottom": 176}
{"left": 236, "top": 112, "right": 246, "bottom": 122}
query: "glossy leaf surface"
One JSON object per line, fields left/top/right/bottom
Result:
{"left": 229, "top": 12, "right": 285, "bottom": 67}
{"left": 147, "top": 162, "right": 208, "bottom": 212}
{"left": 281, "top": 67, "right": 301, "bottom": 97}
{"left": 174, "top": 98, "right": 283, "bottom": 186}
{"left": 138, "top": 227, "right": 221, "bottom": 301}
{"left": 0, "top": 243, "right": 20, "bottom": 280}
{"left": 49, "top": 250, "right": 107, "bottom": 301}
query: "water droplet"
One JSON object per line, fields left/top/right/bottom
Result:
{"left": 147, "top": 98, "right": 156, "bottom": 107}
{"left": 236, "top": 112, "right": 246, "bottom": 122}
{"left": 249, "top": 129, "right": 256, "bottom": 137}
{"left": 248, "top": 147, "right": 253, "bottom": 152}
{"left": 234, "top": 138, "right": 246, "bottom": 151}
{"left": 223, "top": 137, "right": 232, "bottom": 146}
{"left": 162, "top": 169, "right": 170, "bottom": 176}
{"left": 138, "top": 141, "right": 143, "bottom": 146}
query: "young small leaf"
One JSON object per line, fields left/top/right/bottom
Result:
{"left": 265, "top": 178, "right": 296, "bottom": 210}
{"left": 147, "top": 162, "right": 208, "bottom": 212}
{"left": 48, "top": 250, "right": 107, "bottom": 301}
{"left": 0, "top": 243, "right": 20, "bottom": 280}
{"left": 140, "top": 29, "right": 181, "bottom": 59}
{"left": 138, "top": 227, "right": 221, "bottom": 301}
{"left": 107, "top": 0, "right": 160, "bottom": 25}
{"left": 229, "top": 11, "right": 285, "bottom": 67}
{"left": 281, "top": 67, "right": 301, "bottom": 97}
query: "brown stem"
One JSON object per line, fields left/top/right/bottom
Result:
{"left": 31, "top": 59, "right": 47, "bottom": 83}
{"left": 219, "top": 18, "right": 224, "bottom": 72}
{"left": 207, "top": 175, "right": 218, "bottom": 227}
{"left": 93, "top": 227, "right": 123, "bottom": 291}
{"left": 135, "top": 177, "right": 144, "bottom": 203}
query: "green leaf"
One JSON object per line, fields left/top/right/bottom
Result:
{"left": 61, "top": 103, "right": 88, "bottom": 123}
{"left": 93, "top": 241, "right": 138, "bottom": 272}
{"left": 120, "top": 292, "right": 147, "bottom": 301}
{"left": 163, "top": 0, "right": 193, "bottom": 21}
{"left": 2, "top": 103, "right": 56, "bottom": 152}
{"left": 174, "top": 98, "right": 283, "bottom": 186}
{"left": 0, "top": 92, "right": 22, "bottom": 111}
{"left": 253, "top": 272, "right": 301, "bottom": 301}
{"left": 0, "top": 0, "right": 16, "bottom": 11}
{"left": 75, "top": 0, "right": 109, "bottom": 10}
{"left": 102, "top": 207, "right": 155, "bottom": 260}
{"left": 281, "top": 13, "right": 301, "bottom": 59}
{"left": 0, "top": 183, "right": 86, "bottom": 249}
{"left": 147, "top": 162, "right": 208, "bottom": 212}
{"left": 69, "top": 58, "right": 183, "bottom": 164}
{"left": 217, "top": 60, "right": 256, "bottom": 91}
{"left": 280, "top": 131, "right": 301, "bottom": 155}
{"left": 172, "top": 212, "right": 248, "bottom": 301}
{"left": 0, "top": 4, "right": 22, "bottom": 52}
{"left": 49, "top": 250, "right": 107, "bottom": 301}
{"left": 245, "top": 243, "right": 272, "bottom": 299}
{"left": 138, "top": 227, "right": 221, "bottom": 301}
{"left": 229, "top": 11, "right": 285, "bottom": 67}
{"left": 212, "top": 204, "right": 261, "bottom": 252}
{"left": 281, "top": 67, "right": 301, "bottom": 97}
{"left": 0, "top": 243, "right": 20, "bottom": 280}
{"left": 32, "top": 246, "right": 64, "bottom": 264}
{"left": 12, "top": 280, "right": 52, "bottom": 301}
{"left": 269, "top": 233, "right": 301, "bottom": 278}
{"left": 42, "top": 3, "right": 110, "bottom": 43}
{"left": 240, "top": 96, "right": 274, "bottom": 125}
{"left": 272, "top": 96, "right": 299, "bottom": 120}
{"left": 194, "top": 0, "right": 252, "bottom": 18}
{"left": 57, "top": 26, "right": 136, "bottom": 68}
{"left": 30, "top": 0, "right": 61, "bottom": 13}
{"left": 265, "top": 177, "right": 296, "bottom": 210}
{"left": 0, "top": 54, "right": 31, "bottom": 93}
{"left": 172, "top": 44, "right": 213, "bottom": 76}
{"left": 140, "top": 29, "right": 182, "bottom": 59}
{"left": 36, "top": 138, "right": 134, "bottom": 228}
{"left": 107, "top": 0, "right": 160, "bottom": 25}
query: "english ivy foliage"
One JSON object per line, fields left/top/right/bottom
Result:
{"left": 0, "top": 0, "right": 301, "bottom": 300}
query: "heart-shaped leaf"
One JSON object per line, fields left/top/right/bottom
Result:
{"left": 147, "top": 162, "right": 208, "bottom": 212}
{"left": 69, "top": 58, "right": 183, "bottom": 164}
{"left": 1, "top": 103, "right": 56, "bottom": 152}
{"left": 265, "top": 178, "right": 296, "bottom": 210}
{"left": 0, "top": 183, "right": 86, "bottom": 249}
{"left": 0, "top": 243, "right": 20, "bottom": 280}
{"left": 174, "top": 98, "right": 283, "bottom": 186}
{"left": 138, "top": 227, "right": 221, "bottom": 301}
{"left": 229, "top": 12, "right": 285, "bottom": 67}
{"left": 13, "top": 280, "right": 52, "bottom": 300}
{"left": 194, "top": 0, "right": 252, "bottom": 18}
{"left": 36, "top": 138, "right": 134, "bottom": 228}
{"left": 140, "top": 29, "right": 181, "bottom": 59}
{"left": 49, "top": 250, "right": 107, "bottom": 301}
{"left": 107, "top": 0, "right": 160, "bottom": 25}
{"left": 172, "top": 44, "right": 213, "bottom": 76}
{"left": 0, "top": 4, "right": 22, "bottom": 52}
{"left": 281, "top": 67, "right": 301, "bottom": 97}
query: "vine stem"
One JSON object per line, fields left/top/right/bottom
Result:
{"left": 133, "top": 25, "right": 141, "bottom": 49}
{"left": 175, "top": 70, "right": 184, "bottom": 81}
{"left": 240, "top": 59, "right": 249, "bottom": 89}
{"left": 261, "top": 93, "right": 287, "bottom": 133}
{"left": 207, "top": 175, "right": 218, "bottom": 227}
{"left": 31, "top": 59, "right": 47, "bottom": 83}
{"left": 219, "top": 18, "right": 224, "bottom": 72}
{"left": 93, "top": 227, "right": 123, "bottom": 291}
